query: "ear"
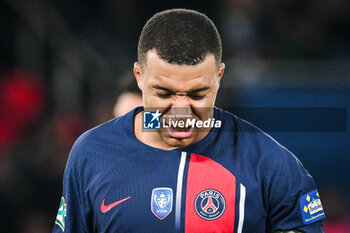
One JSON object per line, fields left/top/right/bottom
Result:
{"left": 217, "top": 63, "right": 225, "bottom": 86}
{"left": 133, "top": 62, "right": 143, "bottom": 91}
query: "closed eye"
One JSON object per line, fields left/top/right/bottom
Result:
{"left": 188, "top": 94, "right": 206, "bottom": 100}
{"left": 156, "top": 93, "right": 173, "bottom": 99}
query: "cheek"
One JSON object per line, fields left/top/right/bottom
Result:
{"left": 143, "top": 92, "right": 168, "bottom": 108}
{"left": 195, "top": 92, "right": 218, "bottom": 108}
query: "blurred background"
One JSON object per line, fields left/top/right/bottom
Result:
{"left": 0, "top": 0, "right": 349, "bottom": 232}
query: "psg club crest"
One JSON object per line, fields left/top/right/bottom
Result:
{"left": 151, "top": 187, "right": 173, "bottom": 220}
{"left": 195, "top": 189, "right": 226, "bottom": 220}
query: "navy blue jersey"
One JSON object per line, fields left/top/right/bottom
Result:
{"left": 53, "top": 107, "right": 325, "bottom": 233}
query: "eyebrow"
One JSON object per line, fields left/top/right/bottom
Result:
{"left": 189, "top": 87, "right": 210, "bottom": 93}
{"left": 152, "top": 85, "right": 210, "bottom": 93}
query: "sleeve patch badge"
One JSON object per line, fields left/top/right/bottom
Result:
{"left": 55, "top": 196, "right": 67, "bottom": 231}
{"left": 300, "top": 190, "right": 325, "bottom": 224}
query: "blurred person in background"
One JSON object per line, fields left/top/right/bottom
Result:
{"left": 90, "top": 70, "right": 142, "bottom": 126}
{"left": 53, "top": 9, "right": 325, "bottom": 233}
{"left": 113, "top": 70, "right": 142, "bottom": 118}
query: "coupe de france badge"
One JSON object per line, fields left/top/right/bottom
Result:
{"left": 300, "top": 189, "right": 325, "bottom": 224}
{"left": 151, "top": 187, "right": 173, "bottom": 220}
{"left": 143, "top": 110, "right": 161, "bottom": 129}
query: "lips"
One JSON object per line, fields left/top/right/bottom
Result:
{"left": 167, "top": 127, "right": 193, "bottom": 138}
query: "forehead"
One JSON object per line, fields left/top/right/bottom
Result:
{"left": 142, "top": 50, "right": 217, "bottom": 90}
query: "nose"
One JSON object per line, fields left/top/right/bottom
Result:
{"left": 172, "top": 93, "right": 190, "bottom": 107}
{"left": 168, "top": 94, "right": 192, "bottom": 117}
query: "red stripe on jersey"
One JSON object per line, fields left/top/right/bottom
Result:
{"left": 185, "top": 153, "right": 236, "bottom": 233}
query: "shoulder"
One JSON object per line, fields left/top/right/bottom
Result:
{"left": 217, "top": 107, "right": 303, "bottom": 169}
{"left": 71, "top": 117, "right": 123, "bottom": 153}
{"left": 64, "top": 110, "right": 139, "bottom": 179}
{"left": 68, "top": 109, "right": 138, "bottom": 163}
{"left": 217, "top": 107, "right": 287, "bottom": 152}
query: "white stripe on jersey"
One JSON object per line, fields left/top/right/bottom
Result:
{"left": 238, "top": 183, "right": 246, "bottom": 233}
{"left": 175, "top": 151, "right": 187, "bottom": 230}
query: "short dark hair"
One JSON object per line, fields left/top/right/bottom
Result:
{"left": 138, "top": 9, "right": 222, "bottom": 67}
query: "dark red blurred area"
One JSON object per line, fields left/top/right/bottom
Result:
{"left": 0, "top": 71, "right": 87, "bottom": 233}
{"left": 0, "top": 71, "right": 46, "bottom": 152}
{"left": 54, "top": 113, "right": 85, "bottom": 149}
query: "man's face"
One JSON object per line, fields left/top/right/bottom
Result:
{"left": 134, "top": 49, "right": 225, "bottom": 149}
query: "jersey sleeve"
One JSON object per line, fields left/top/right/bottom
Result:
{"left": 53, "top": 148, "right": 92, "bottom": 233}
{"left": 266, "top": 149, "right": 325, "bottom": 233}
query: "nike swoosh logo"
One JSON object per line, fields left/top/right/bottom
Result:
{"left": 101, "top": 196, "right": 131, "bottom": 213}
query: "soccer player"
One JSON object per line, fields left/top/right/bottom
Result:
{"left": 53, "top": 9, "right": 325, "bottom": 233}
